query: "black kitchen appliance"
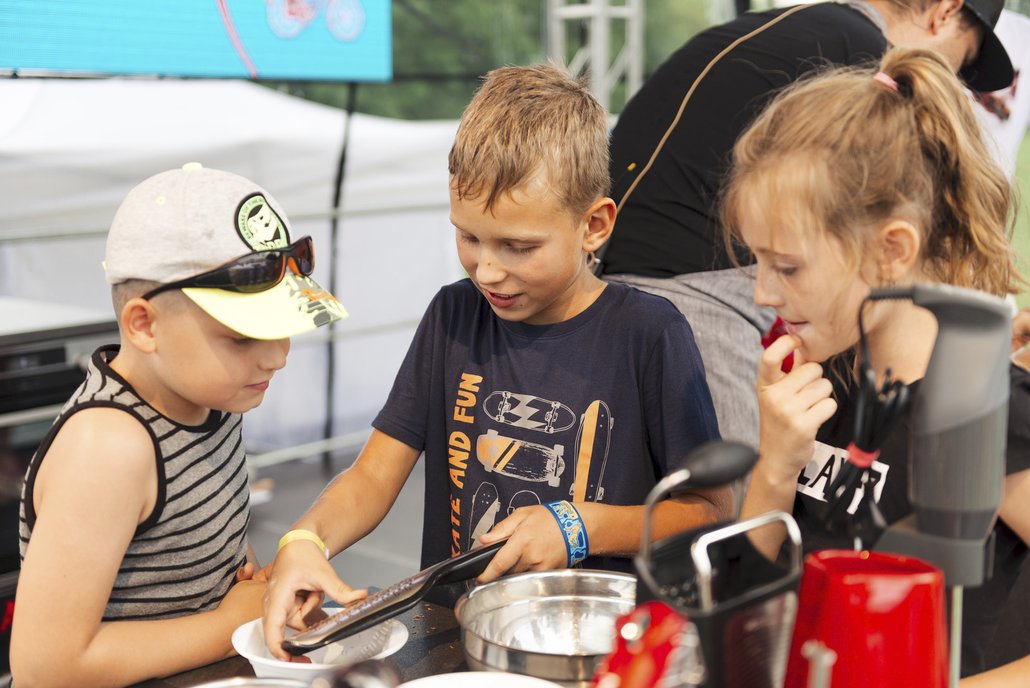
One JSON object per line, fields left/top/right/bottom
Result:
{"left": 633, "top": 441, "right": 803, "bottom": 688}
{"left": 869, "top": 283, "right": 1013, "bottom": 687}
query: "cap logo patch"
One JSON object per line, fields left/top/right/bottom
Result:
{"left": 236, "top": 193, "right": 290, "bottom": 250}
{"left": 283, "top": 272, "right": 348, "bottom": 328}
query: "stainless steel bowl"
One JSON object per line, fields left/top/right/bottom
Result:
{"left": 454, "top": 570, "right": 636, "bottom": 687}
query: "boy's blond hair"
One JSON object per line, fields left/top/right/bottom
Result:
{"left": 449, "top": 64, "right": 610, "bottom": 217}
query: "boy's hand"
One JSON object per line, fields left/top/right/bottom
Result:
{"left": 237, "top": 561, "right": 273, "bottom": 584}
{"left": 756, "top": 335, "right": 836, "bottom": 480}
{"left": 218, "top": 577, "right": 267, "bottom": 633}
{"left": 235, "top": 562, "right": 257, "bottom": 582}
{"left": 253, "top": 562, "right": 272, "bottom": 583}
{"left": 261, "top": 540, "right": 367, "bottom": 661}
{"left": 476, "top": 505, "right": 569, "bottom": 582}
{"left": 224, "top": 576, "right": 313, "bottom": 665}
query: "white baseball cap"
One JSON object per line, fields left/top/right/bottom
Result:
{"left": 105, "top": 163, "right": 347, "bottom": 339}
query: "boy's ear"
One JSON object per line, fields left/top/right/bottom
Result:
{"left": 875, "top": 219, "right": 922, "bottom": 282}
{"left": 120, "top": 298, "right": 159, "bottom": 354}
{"left": 581, "top": 196, "right": 617, "bottom": 253}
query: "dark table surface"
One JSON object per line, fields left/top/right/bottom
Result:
{"left": 134, "top": 599, "right": 467, "bottom": 687}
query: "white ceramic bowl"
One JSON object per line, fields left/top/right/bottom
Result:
{"left": 232, "top": 613, "right": 408, "bottom": 680}
{"left": 191, "top": 680, "right": 308, "bottom": 687}
{"left": 399, "top": 673, "right": 562, "bottom": 687}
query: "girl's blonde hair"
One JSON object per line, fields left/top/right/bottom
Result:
{"left": 722, "top": 47, "right": 1020, "bottom": 297}
{"left": 448, "top": 64, "right": 610, "bottom": 218}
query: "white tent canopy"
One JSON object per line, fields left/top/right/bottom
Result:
{"left": 0, "top": 77, "right": 462, "bottom": 453}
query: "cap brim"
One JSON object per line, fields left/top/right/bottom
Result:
{"left": 183, "top": 273, "right": 348, "bottom": 340}
{"left": 960, "top": 30, "right": 1014, "bottom": 93}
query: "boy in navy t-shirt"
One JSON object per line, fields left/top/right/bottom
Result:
{"left": 262, "top": 64, "right": 726, "bottom": 657}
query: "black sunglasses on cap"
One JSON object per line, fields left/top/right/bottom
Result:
{"left": 143, "top": 235, "right": 314, "bottom": 300}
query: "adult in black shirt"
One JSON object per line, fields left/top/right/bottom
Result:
{"left": 601, "top": 0, "right": 1012, "bottom": 449}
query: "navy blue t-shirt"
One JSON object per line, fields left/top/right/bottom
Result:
{"left": 373, "top": 279, "right": 721, "bottom": 573}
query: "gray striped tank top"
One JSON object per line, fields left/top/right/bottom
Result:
{"left": 19, "top": 345, "right": 250, "bottom": 620}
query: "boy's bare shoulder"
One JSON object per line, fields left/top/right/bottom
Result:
{"left": 57, "top": 405, "right": 153, "bottom": 444}
{"left": 42, "top": 406, "right": 157, "bottom": 482}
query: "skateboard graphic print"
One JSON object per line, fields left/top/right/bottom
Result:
{"left": 476, "top": 429, "right": 565, "bottom": 487}
{"left": 570, "top": 400, "right": 613, "bottom": 502}
{"left": 482, "top": 391, "right": 576, "bottom": 434}
{"left": 468, "top": 481, "right": 500, "bottom": 549}
{"left": 507, "top": 490, "right": 541, "bottom": 516}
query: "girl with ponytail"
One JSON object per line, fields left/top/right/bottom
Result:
{"left": 721, "top": 46, "right": 1030, "bottom": 677}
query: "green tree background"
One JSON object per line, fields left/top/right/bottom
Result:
{"left": 267, "top": 0, "right": 714, "bottom": 119}
{"left": 267, "top": 0, "right": 1030, "bottom": 305}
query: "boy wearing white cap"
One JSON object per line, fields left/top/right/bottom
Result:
{"left": 12, "top": 163, "right": 346, "bottom": 687}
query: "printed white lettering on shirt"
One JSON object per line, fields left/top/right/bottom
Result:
{"left": 795, "top": 441, "right": 889, "bottom": 514}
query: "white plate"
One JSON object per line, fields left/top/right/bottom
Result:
{"left": 232, "top": 612, "right": 408, "bottom": 679}
{"left": 399, "top": 673, "right": 562, "bottom": 688}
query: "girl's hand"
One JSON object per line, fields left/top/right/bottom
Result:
{"left": 476, "top": 505, "right": 570, "bottom": 582}
{"left": 757, "top": 335, "right": 838, "bottom": 480}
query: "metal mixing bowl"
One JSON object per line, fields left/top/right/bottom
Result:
{"left": 454, "top": 569, "right": 636, "bottom": 687}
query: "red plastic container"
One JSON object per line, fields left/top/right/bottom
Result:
{"left": 784, "top": 550, "right": 948, "bottom": 688}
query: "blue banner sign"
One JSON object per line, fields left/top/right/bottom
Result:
{"left": 0, "top": 0, "right": 391, "bottom": 81}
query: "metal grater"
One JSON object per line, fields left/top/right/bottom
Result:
{"left": 283, "top": 539, "right": 505, "bottom": 655}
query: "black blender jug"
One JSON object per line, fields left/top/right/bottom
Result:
{"left": 633, "top": 441, "right": 803, "bottom": 688}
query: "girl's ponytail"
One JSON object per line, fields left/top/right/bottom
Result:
{"left": 881, "top": 49, "right": 1017, "bottom": 296}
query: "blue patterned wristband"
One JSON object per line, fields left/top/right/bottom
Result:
{"left": 544, "top": 500, "right": 589, "bottom": 568}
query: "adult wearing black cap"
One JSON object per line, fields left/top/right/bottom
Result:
{"left": 601, "top": 0, "right": 1012, "bottom": 454}
{"left": 950, "top": 0, "right": 1013, "bottom": 91}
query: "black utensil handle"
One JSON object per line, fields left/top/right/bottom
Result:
{"left": 433, "top": 539, "right": 506, "bottom": 586}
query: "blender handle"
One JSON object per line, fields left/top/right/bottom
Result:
{"left": 636, "top": 441, "right": 766, "bottom": 606}
{"left": 638, "top": 466, "right": 694, "bottom": 570}
{"left": 638, "top": 440, "right": 759, "bottom": 567}
{"left": 690, "top": 510, "right": 803, "bottom": 609}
